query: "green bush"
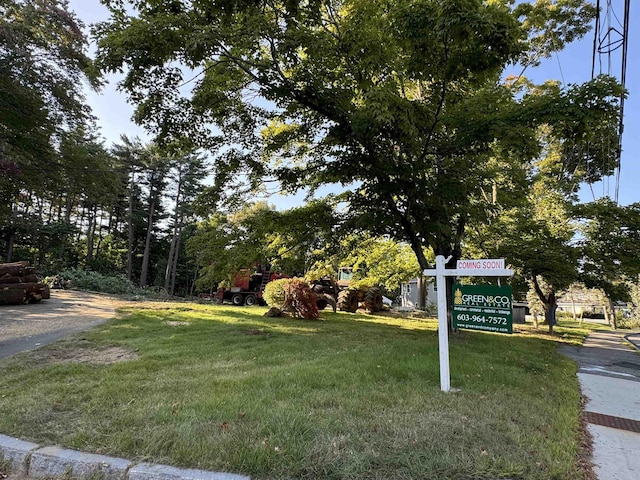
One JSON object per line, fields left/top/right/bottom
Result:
{"left": 263, "top": 278, "right": 289, "bottom": 307}
{"left": 618, "top": 315, "right": 640, "bottom": 329}
{"left": 556, "top": 311, "right": 574, "bottom": 320}
{"left": 53, "top": 269, "right": 137, "bottom": 295}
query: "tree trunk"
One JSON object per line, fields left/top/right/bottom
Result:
{"left": 164, "top": 233, "right": 177, "bottom": 292}
{"left": 126, "top": 172, "right": 135, "bottom": 282}
{"left": 608, "top": 300, "right": 617, "bottom": 330}
{"left": 190, "top": 266, "right": 198, "bottom": 296}
{"left": 86, "top": 203, "right": 96, "bottom": 263}
{"left": 446, "top": 274, "right": 456, "bottom": 331}
{"left": 47, "top": 200, "right": 54, "bottom": 223}
{"left": 64, "top": 195, "right": 74, "bottom": 224}
{"left": 531, "top": 276, "right": 557, "bottom": 334}
{"left": 416, "top": 276, "right": 426, "bottom": 309}
{"left": 95, "top": 213, "right": 105, "bottom": 260}
{"left": 76, "top": 205, "right": 86, "bottom": 243}
{"left": 5, "top": 206, "right": 17, "bottom": 262}
{"left": 165, "top": 168, "right": 184, "bottom": 294}
{"left": 37, "top": 237, "right": 45, "bottom": 266}
{"left": 543, "top": 300, "right": 557, "bottom": 334}
{"left": 139, "top": 189, "right": 156, "bottom": 287}
{"left": 169, "top": 227, "right": 182, "bottom": 295}
{"left": 5, "top": 230, "right": 14, "bottom": 263}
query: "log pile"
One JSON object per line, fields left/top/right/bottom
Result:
{"left": 0, "top": 261, "right": 50, "bottom": 305}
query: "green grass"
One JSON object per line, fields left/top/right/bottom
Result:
{"left": 0, "top": 304, "right": 598, "bottom": 479}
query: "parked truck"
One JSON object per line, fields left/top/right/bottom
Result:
{"left": 216, "top": 265, "right": 287, "bottom": 306}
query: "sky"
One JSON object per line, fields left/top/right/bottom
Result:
{"left": 67, "top": 0, "right": 639, "bottom": 207}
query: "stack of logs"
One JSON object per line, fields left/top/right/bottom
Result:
{"left": 0, "top": 261, "right": 50, "bottom": 305}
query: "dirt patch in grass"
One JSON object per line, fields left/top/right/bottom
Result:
{"left": 163, "top": 320, "right": 191, "bottom": 327}
{"left": 242, "top": 328, "right": 268, "bottom": 336}
{"left": 40, "top": 345, "right": 138, "bottom": 365}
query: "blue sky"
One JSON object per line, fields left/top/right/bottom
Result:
{"left": 68, "top": 0, "right": 638, "bottom": 207}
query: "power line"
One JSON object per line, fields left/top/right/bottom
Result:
{"left": 591, "top": 0, "right": 630, "bottom": 204}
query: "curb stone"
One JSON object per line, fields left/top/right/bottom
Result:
{"left": 29, "top": 446, "right": 132, "bottom": 480}
{"left": 128, "top": 463, "right": 250, "bottom": 480}
{"left": 624, "top": 333, "right": 640, "bottom": 352}
{"left": 0, "top": 434, "right": 40, "bottom": 474}
{"left": 1, "top": 434, "right": 250, "bottom": 480}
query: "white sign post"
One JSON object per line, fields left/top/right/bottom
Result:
{"left": 423, "top": 255, "right": 514, "bottom": 392}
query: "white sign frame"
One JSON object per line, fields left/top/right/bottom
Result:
{"left": 423, "top": 255, "right": 514, "bottom": 392}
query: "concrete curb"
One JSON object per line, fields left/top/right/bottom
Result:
{"left": 0, "top": 434, "right": 250, "bottom": 480}
{"left": 0, "top": 434, "right": 39, "bottom": 474}
{"left": 623, "top": 333, "right": 640, "bottom": 352}
{"left": 29, "top": 446, "right": 132, "bottom": 479}
{"left": 128, "top": 463, "right": 250, "bottom": 480}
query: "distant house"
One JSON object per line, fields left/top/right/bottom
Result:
{"left": 556, "top": 288, "right": 606, "bottom": 317}
{"left": 399, "top": 279, "right": 437, "bottom": 309}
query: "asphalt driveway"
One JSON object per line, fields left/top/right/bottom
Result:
{"left": 0, "top": 290, "right": 128, "bottom": 360}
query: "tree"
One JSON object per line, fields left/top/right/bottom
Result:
{"left": 163, "top": 151, "right": 208, "bottom": 295}
{"left": 466, "top": 132, "right": 586, "bottom": 334}
{"left": 187, "top": 200, "right": 337, "bottom": 289}
{"left": 187, "top": 202, "right": 278, "bottom": 290}
{"left": 1, "top": 0, "right": 98, "bottom": 216}
{"left": 57, "top": 126, "right": 123, "bottom": 263}
{"left": 305, "top": 233, "right": 424, "bottom": 296}
{"left": 138, "top": 144, "right": 170, "bottom": 287}
{"left": 95, "top": 1, "right": 620, "bottom": 295}
{"left": 111, "top": 135, "right": 146, "bottom": 281}
{"left": 1, "top": 0, "right": 105, "bottom": 263}
{"left": 577, "top": 200, "right": 640, "bottom": 328}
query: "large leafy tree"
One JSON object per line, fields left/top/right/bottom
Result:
{"left": 465, "top": 160, "right": 578, "bottom": 333}
{"left": 465, "top": 86, "right": 623, "bottom": 334}
{"left": 306, "top": 232, "right": 424, "bottom": 295}
{"left": 577, "top": 200, "right": 640, "bottom": 328}
{"left": 1, "top": 0, "right": 100, "bottom": 261}
{"left": 1, "top": 0, "right": 98, "bottom": 199}
{"left": 94, "top": 0, "right": 620, "bottom": 277}
{"left": 187, "top": 200, "right": 338, "bottom": 289}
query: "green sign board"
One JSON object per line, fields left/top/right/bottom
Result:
{"left": 452, "top": 284, "right": 513, "bottom": 334}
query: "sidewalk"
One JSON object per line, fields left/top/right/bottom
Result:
{"left": 560, "top": 330, "right": 640, "bottom": 480}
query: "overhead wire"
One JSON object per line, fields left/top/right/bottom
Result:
{"left": 615, "top": 0, "right": 630, "bottom": 203}
{"left": 592, "top": 0, "right": 601, "bottom": 79}
{"left": 591, "top": 0, "right": 630, "bottom": 204}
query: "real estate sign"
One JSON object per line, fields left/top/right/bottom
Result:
{"left": 452, "top": 284, "right": 513, "bottom": 334}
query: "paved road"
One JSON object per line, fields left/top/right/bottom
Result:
{"left": 560, "top": 330, "right": 640, "bottom": 480}
{"left": 0, "top": 290, "right": 125, "bottom": 360}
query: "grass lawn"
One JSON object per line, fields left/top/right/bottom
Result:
{"left": 0, "top": 302, "right": 603, "bottom": 479}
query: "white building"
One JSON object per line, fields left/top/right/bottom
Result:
{"left": 399, "top": 278, "right": 437, "bottom": 309}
